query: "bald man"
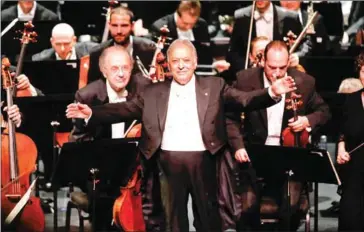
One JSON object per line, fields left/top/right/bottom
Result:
{"left": 32, "top": 23, "right": 98, "bottom": 61}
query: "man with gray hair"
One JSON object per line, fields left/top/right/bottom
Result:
{"left": 66, "top": 39, "right": 297, "bottom": 231}
{"left": 32, "top": 23, "right": 97, "bottom": 61}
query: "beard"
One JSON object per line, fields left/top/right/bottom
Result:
{"left": 113, "top": 34, "right": 130, "bottom": 46}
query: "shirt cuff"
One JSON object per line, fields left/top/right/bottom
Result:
{"left": 84, "top": 111, "right": 92, "bottom": 125}
{"left": 29, "top": 85, "right": 38, "bottom": 96}
{"left": 268, "top": 87, "right": 281, "bottom": 102}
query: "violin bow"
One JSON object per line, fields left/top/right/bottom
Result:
{"left": 348, "top": 142, "right": 364, "bottom": 155}
{"left": 244, "top": 1, "right": 256, "bottom": 70}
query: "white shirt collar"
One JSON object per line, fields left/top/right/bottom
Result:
{"left": 174, "top": 12, "right": 195, "bottom": 41}
{"left": 17, "top": 1, "right": 37, "bottom": 21}
{"left": 55, "top": 46, "right": 77, "bottom": 60}
{"left": 106, "top": 80, "right": 128, "bottom": 102}
{"left": 254, "top": 2, "right": 274, "bottom": 22}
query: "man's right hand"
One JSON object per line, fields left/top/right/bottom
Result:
{"left": 234, "top": 148, "right": 250, "bottom": 163}
{"left": 66, "top": 103, "right": 92, "bottom": 119}
{"left": 337, "top": 149, "right": 350, "bottom": 164}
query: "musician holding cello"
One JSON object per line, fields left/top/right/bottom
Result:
{"left": 222, "top": 41, "right": 331, "bottom": 231}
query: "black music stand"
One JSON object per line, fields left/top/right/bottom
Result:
{"left": 51, "top": 138, "right": 139, "bottom": 231}
{"left": 244, "top": 144, "right": 341, "bottom": 231}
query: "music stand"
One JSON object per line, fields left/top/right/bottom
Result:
{"left": 51, "top": 138, "right": 139, "bottom": 231}
{"left": 244, "top": 144, "right": 341, "bottom": 231}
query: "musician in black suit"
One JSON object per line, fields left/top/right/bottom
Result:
{"left": 149, "top": 0, "right": 212, "bottom": 65}
{"left": 280, "top": 1, "right": 330, "bottom": 56}
{"left": 1, "top": 0, "right": 58, "bottom": 21}
{"left": 227, "top": 0, "right": 304, "bottom": 74}
{"left": 87, "top": 6, "right": 156, "bottom": 84}
{"left": 337, "top": 52, "right": 364, "bottom": 231}
{"left": 66, "top": 39, "right": 296, "bottom": 232}
{"left": 223, "top": 41, "right": 330, "bottom": 231}
{"left": 32, "top": 23, "right": 98, "bottom": 61}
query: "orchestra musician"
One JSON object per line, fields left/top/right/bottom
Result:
{"left": 66, "top": 39, "right": 297, "bottom": 232}
{"left": 86, "top": 5, "right": 156, "bottom": 84}
{"left": 149, "top": 0, "right": 230, "bottom": 72}
{"left": 222, "top": 41, "right": 330, "bottom": 231}
{"left": 32, "top": 23, "right": 98, "bottom": 61}
{"left": 336, "top": 52, "right": 364, "bottom": 231}
{"left": 226, "top": 0, "right": 304, "bottom": 74}
{"left": 69, "top": 46, "right": 165, "bottom": 231}
{"left": 1, "top": 0, "right": 58, "bottom": 22}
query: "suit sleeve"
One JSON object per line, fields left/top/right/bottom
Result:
{"left": 88, "top": 93, "right": 144, "bottom": 127}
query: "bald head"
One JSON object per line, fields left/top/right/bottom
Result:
{"left": 50, "top": 23, "right": 76, "bottom": 60}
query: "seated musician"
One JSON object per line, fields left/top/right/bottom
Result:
{"left": 1, "top": 0, "right": 58, "bottom": 22}
{"left": 32, "top": 23, "right": 98, "bottom": 61}
{"left": 86, "top": 5, "right": 156, "bottom": 84}
{"left": 226, "top": 0, "right": 305, "bottom": 74}
{"left": 222, "top": 41, "right": 331, "bottom": 231}
{"left": 69, "top": 46, "right": 163, "bottom": 231}
{"left": 149, "top": 0, "right": 230, "bottom": 73}
{"left": 280, "top": 1, "right": 331, "bottom": 56}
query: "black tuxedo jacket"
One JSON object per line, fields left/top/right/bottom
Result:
{"left": 31, "top": 42, "right": 98, "bottom": 61}
{"left": 226, "top": 67, "right": 331, "bottom": 152}
{"left": 88, "top": 76, "right": 277, "bottom": 160}
{"left": 227, "top": 5, "right": 303, "bottom": 74}
{"left": 87, "top": 36, "right": 156, "bottom": 84}
{"left": 149, "top": 13, "right": 213, "bottom": 64}
{"left": 69, "top": 72, "right": 151, "bottom": 142}
{"left": 1, "top": 3, "right": 58, "bottom": 21}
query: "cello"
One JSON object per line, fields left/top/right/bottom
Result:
{"left": 1, "top": 56, "right": 45, "bottom": 231}
{"left": 112, "top": 120, "right": 145, "bottom": 231}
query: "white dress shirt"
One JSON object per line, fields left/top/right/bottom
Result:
{"left": 174, "top": 12, "right": 195, "bottom": 41}
{"left": 161, "top": 75, "right": 206, "bottom": 151}
{"left": 55, "top": 47, "right": 77, "bottom": 60}
{"left": 106, "top": 80, "right": 128, "bottom": 139}
{"left": 263, "top": 73, "right": 286, "bottom": 146}
{"left": 254, "top": 3, "right": 274, "bottom": 41}
{"left": 17, "top": 1, "right": 37, "bottom": 21}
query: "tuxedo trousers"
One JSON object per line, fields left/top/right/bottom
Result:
{"left": 157, "top": 149, "right": 221, "bottom": 232}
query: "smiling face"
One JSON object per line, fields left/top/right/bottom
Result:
{"left": 100, "top": 48, "right": 133, "bottom": 92}
{"left": 167, "top": 40, "right": 197, "bottom": 85}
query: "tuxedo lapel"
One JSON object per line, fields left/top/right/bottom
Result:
{"left": 195, "top": 76, "right": 210, "bottom": 131}
{"left": 157, "top": 81, "right": 171, "bottom": 132}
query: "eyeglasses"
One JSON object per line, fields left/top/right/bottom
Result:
{"left": 109, "top": 65, "right": 132, "bottom": 74}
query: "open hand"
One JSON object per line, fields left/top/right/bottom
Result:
{"left": 212, "top": 60, "right": 230, "bottom": 73}
{"left": 66, "top": 103, "right": 92, "bottom": 119}
{"left": 271, "top": 76, "right": 296, "bottom": 96}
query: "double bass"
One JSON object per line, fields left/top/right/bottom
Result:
{"left": 1, "top": 57, "right": 45, "bottom": 231}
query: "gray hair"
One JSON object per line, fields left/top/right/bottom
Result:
{"left": 166, "top": 39, "right": 197, "bottom": 62}
{"left": 337, "top": 78, "right": 364, "bottom": 93}
{"left": 98, "top": 46, "right": 134, "bottom": 72}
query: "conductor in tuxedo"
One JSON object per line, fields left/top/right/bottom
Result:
{"left": 66, "top": 38, "right": 296, "bottom": 232}
{"left": 224, "top": 40, "right": 331, "bottom": 231}
{"left": 1, "top": 0, "right": 58, "bottom": 21}
{"left": 226, "top": 0, "right": 303, "bottom": 74}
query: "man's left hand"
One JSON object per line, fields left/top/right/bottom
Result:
{"left": 4, "top": 104, "right": 21, "bottom": 127}
{"left": 16, "top": 74, "right": 32, "bottom": 90}
{"left": 212, "top": 60, "right": 230, "bottom": 73}
{"left": 288, "top": 116, "right": 310, "bottom": 132}
{"left": 289, "top": 53, "right": 299, "bottom": 67}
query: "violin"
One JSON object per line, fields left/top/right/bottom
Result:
{"left": 251, "top": 52, "right": 263, "bottom": 68}
{"left": 1, "top": 55, "right": 45, "bottom": 230}
{"left": 101, "top": 0, "right": 119, "bottom": 43}
{"left": 112, "top": 120, "right": 145, "bottom": 231}
{"left": 149, "top": 25, "right": 172, "bottom": 83}
{"left": 282, "top": 92, "right": 309, "bottom": 148}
